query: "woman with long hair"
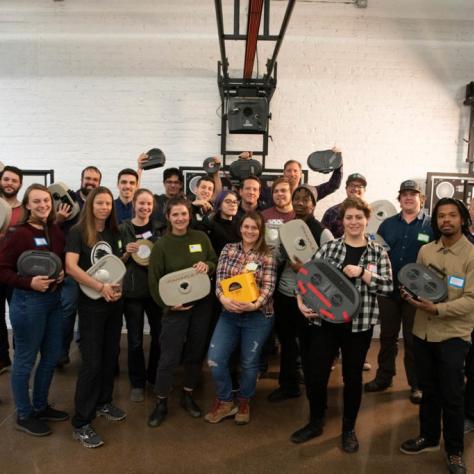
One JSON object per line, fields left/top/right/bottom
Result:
{"left": 147, "top": 196, "right": 217, "bottom": 428}
{"left": 291, "top": 197, "right": 392, "bottom": 452}
{"left": 204, "top": 210, "right": 277, "bottom": 425}
{"left": 120, "top": 188, "right": 165, "bottom": 402}
{"left": 0, "top": 184, "right": 68, "bottom": 436}
{"left": 66, "top": 186, "right": 125, "bottom": 448}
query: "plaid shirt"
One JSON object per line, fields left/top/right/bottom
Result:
{"left": 304, "top": 238, "right": 393, "bottom": 332}
{"left": 216, "top": 242, "right": 277, "bottom": 316}
{"left": 321, "top": 203, "right": 344, "bottom": 238}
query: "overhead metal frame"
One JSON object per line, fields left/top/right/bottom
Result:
{"left": 214, "top": 0, "right": 296, "bottom": 167}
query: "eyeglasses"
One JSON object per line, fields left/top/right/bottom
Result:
{"left": 223, "top": 199, "right": 239, "bottom": 205}
{"left": 347, "top": 184, "right": 365, "bottom": 190}
{"left": 165, "top": 180, "right": 181, "bottom": 185}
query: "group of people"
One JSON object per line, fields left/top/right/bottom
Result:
{"left": 0, "top": 153, "right": 473, "bottom": 473}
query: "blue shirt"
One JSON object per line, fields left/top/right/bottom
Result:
{"left": 378, "top": 209, "right": 434, "bottom": 297}
{"left": 115, "top": 197, "right": 133, "bottom": 224}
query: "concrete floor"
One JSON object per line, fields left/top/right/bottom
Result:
{"left": 0, "top": 337, "right": 472, "bottom": 474}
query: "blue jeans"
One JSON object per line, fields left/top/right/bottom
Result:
{"left": 207, "top": 310, "right": 273, "bottom": 400}
{"left": 9, "top": 289, "right": 63, "bottom": 418}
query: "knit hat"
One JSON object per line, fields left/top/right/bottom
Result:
{"left": 292, "top": 184, "right": 318, "bottom": 206}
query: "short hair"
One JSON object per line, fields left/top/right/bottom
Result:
{"left": 117, "top": 168, "right": 139, "bottom": 183}
{"left": 339, "top": 197, "right": 371, "bottom": 220}
{"left": 283, "top": 160, "right": 302, "bottom": 170}
{"left": 240, "top": 175, "right": 262, "bottom": 190}
{"left": 81, "top": 166, "right": 102, "bottom": 182}
{"left": 0, "top": 165, "right": 23, "bottom": 184}
{"left": 271, "top": 177, "right": 291, "bottom": 194}
{"left": 163, "top": 167, "right": 184, "bottom": 184}
{"left": 431, "top": 198, "right": 471, "bottom": 241}
{"left": 196, "top": 175, "right": 215, "bottom": 189}
{"left": 213, "top": 189, "right": 239, "bottom": 212}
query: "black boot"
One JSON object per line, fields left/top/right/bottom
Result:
{"left": 148, "top": 398, "right": 168, "bottom": 428}
{"left": 180, "top": 390, "right": 202, "bottom": 418}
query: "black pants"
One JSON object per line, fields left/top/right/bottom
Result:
{"left": 298, "top": 318, "right": 373, "bottom": 431}
{"left": 124, "top": 296, "right": 162, "bottom": 388}
{"left": 466, "top": 331, "right": 474, "bottom": 420}
{"left": 0, "top": 283, "right": 12, "bottom": 363}
{"left": 154, "top": 295, "right": 213, "bottom": 398}
{"left": 274, "top": 291, "right": 301, "bottom": 392}
{"left": 72, "top": 295, "right": 123, "bottom": 428}
{"left": 414, "top": 336, "right": 470, "bottom": 455}
{"left": 375, "top": 296, "right": 417, "bottom": 388}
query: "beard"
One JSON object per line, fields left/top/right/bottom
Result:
{"left": 80, "top": 186, "right": 93, "bottom": 196}
{"left": 0, "top": 187, "right": 19, "bottom": 199}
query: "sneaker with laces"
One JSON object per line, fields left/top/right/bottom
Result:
{"left": 73, "top": 424, "right": 104, "bottom": 448}
{"left": 16, "top": 415, "right": 52, "bottom": 437}
{"left": 446, "top": 454, "right": 466, "bottom": 474}
{"left": 464, "top": 417, "right": 474, "bottom": 434}
{"left": 400, "top": 436, "right": 440, "bottom": 454}
{"left": 96, "top": 403, "right": 126, "bottom": 421}
{"left": 204, "top": 399, "right": 238, "bottom": 424}
{"left": 234, "top": 398, "right": 250, "bottom": 425}
{"left": 34, "top": 405, "right": 69, "bottom": 422}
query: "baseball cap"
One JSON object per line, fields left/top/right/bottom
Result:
{"left": 346, "top": 173, "right": 367, "bottom": 187}
{"left": 399, "top": 180, "right": 421, "bottom": 193}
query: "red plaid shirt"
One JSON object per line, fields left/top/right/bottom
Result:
{"left": 216, "top": 242, "right": 277, "bottom": 316}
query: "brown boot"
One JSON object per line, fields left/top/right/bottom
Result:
{"left": 204, "top": 399, "right": 238, "bottom": 424}
{"left": 235, "top": 398, "right": 250, "bottom": 425}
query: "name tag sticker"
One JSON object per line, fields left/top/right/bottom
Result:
{"left": 417, "top": 233, "right": 429, "bottom": 243}
{"left": 367, "top": 263, "right": 377, "bottom": 273}
{"left": 34, "top": 237, "right": 48, "bottom": 247}
{"left": 448, "top": 276, "right": 464, "bottom": 289}
{"left": 189, "top": 244, "right": 202, "bottom": 253}
{"left": 141, "top": 231, "right": 153, "bottom": 240}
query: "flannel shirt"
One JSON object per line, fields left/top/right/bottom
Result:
{"left": 216, "top": 242, "right": 277, "bottom": 316}
{"left": 305, "top": 238, "right": 393, "bottom": 332}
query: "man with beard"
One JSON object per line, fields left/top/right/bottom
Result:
{"left": 0, "top": 165, "right": 24, "bottom": 226}
{"left": 0, "top": 165, "right": 24, "bottom": 373}
{"left": 261, "top": 177, "right": 295, "bottom": 227}
{"left": 400, "top": 198, "right": 474, "bottom": 474}
{"left": 57, "top": 166, "right": 102, "bottom": 367}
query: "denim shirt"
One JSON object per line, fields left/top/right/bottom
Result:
{"left": 378, "top": 209, "right": 434, "bottom": 297}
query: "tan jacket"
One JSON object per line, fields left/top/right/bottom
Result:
{"left": 413, "top": 235, "right": 474, "bottom": 342}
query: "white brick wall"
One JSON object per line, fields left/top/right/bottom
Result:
{"left": 0, "top": 0, "right": 473, "bottom": 213}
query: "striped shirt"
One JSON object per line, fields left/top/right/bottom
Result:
{"left": 304, "top": 238, "right": 393, "bottom": 332}
{"left": 216, "top": 242, "right": 277, "bottom": 316}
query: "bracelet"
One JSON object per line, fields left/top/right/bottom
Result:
{"left": 359, "top": 266, "right": 365, "bottom": 277}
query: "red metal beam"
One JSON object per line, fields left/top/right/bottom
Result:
{"left": 243, "top": 0, "right": 264, "bottom": 80}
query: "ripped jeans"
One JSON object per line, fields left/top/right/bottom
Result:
{"left": 207, "top": 310, "right": 273, "bottom": 401}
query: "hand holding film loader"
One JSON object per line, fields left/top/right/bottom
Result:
{"left": 398, "top": 263, "right": 448, "bottom": 315}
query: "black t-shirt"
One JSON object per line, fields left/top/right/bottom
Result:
{"left": 65, "top": 226, "right": 122, "bottom": 272}
{"left": 132, "top": 222, "right": 153, "bottom": 240}
{"left": 343, "top": 244, "right": 366, "bottom": 283}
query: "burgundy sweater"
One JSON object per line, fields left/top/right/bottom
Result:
{"left": 0, "top": 223, "right": 65, "bottom": 290}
